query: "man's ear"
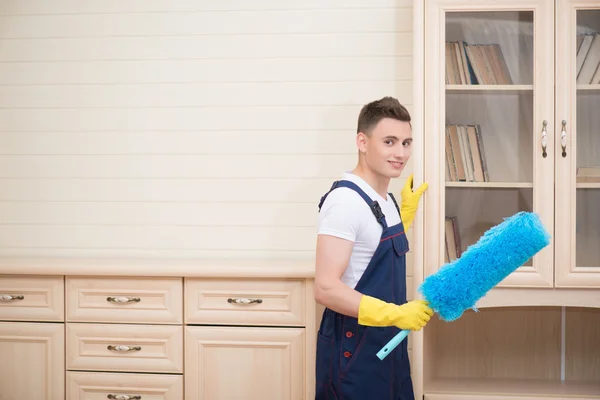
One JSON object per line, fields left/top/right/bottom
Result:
{"left": 356, "top": 132, "right": 368, "bottom": 153}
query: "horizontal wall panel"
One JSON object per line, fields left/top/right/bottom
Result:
{"left": 0, "top": 81, "right": 412, "bottom": 108}
{"left": 0, "top": 9, "right": 412, "bottom": 38}
{"left": 0, "top": 57, "right": 412, "bottom": 85}
{"left": 0, "top": 154, "right": 357, "bottom": 178}
{"left": 0, "top": 107, "right": 360, "bottom": 131}
{"left": 0, "top": 0, "right": 412, "bottom": 15}
{"left": 0, "top": 105, "right": 414, "bottom": 131}
{"left": 0, "top": 178, "right": 337, "bottom": 203}
{"left": 0, "top": 202, "right": 318, "bottom": 227}
{"left": 0, "top": 247, "right": 315, "bottom": 259}
{"left": 0, "top": 33, "right": 412, "bottom": 62}
{"left": 0, "top": 175, "right": 407, "bottom": 203}
{"left": 0, "top": 131, "right": 358, "bottom": 155}
{"left": 0, "top": 225, "right": 317, "bottom": 251}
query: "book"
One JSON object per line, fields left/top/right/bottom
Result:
{"left": 445, "top": 124, "right": 489, "bottom": 182}
{"left": 445, "top": 41, "right": 512, "bottom": 85}
{"left": 445, "top": 216, "right": 462, "bottom": 262}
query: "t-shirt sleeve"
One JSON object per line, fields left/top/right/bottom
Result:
{"left": 317, "top": 188, "right": 362, "bottom": 242}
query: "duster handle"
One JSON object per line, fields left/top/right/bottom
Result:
{"left": 376, "top": 329, "right": 410, "bottom": 360}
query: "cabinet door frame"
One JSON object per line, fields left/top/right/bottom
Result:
{"left": 184, "top": 325, "right": 305, "bottom": 400}
{"left": 422, "top": 0, "right": 556, "bottom": 288}
{"left": 554, "top": 0, "right": 600, "bottom": 287}
{"left": 0, "top": 322, "right": 65, "bottom": 399}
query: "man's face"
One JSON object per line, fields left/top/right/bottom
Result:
{"left": 357, "top": 117, "right": 413, "bottom": 179}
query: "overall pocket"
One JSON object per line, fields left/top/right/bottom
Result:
{"left": 392, "top": 231, "right": 410, "bottom": 256}
{"left": 315, "top": 332, "right": 335, "bottom": 390}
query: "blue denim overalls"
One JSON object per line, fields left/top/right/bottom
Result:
{"left": 315, "top": 180, "right": 414, "bottom": 400}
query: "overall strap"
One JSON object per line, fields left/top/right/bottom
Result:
{"left": 318, "top": 180, "right": 388, "bottom": 229}
{"left": 388, "top": 192, "right": 401, "bottom": 216}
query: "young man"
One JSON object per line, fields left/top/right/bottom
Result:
{"left": 314, "top": 96, "right": 433, "bottom": 399}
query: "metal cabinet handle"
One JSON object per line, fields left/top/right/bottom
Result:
{"left": 561, "top": 120, "right": 567, "bottom": 157}
{"left": 0, "top": 294, "right": 24, "bottom": 301}
{"left": 106, "top": 296, "right": 140, "bottom": 304}
{"left": 107, "top": 395, "right": 141, "bottom": 400}
{"left": 107, "top": 345, "right": 142, "bottom": 352}
{"left": 227, "top": 298, "right": 263, "bottom": 305}
{"left": 541, "top": 120, "right": 548, "bottom": 158}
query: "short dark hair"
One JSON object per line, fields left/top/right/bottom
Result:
{"left": 357, "top": 96, "right": 411, "bottom": 135}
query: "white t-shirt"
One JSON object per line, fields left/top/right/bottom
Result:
{"left": 317, "top": 172, "right": 402, "bottom": 288}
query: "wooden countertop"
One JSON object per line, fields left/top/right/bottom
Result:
{"left": 0, "top": 257, "right": 316, "bottom": 278}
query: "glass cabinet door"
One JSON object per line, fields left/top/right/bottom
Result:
{"left": 423, "top": 0, "right": 555, "bottom": 287}
{"left": 555, "top": 2, "right": 600, "bottom": 287}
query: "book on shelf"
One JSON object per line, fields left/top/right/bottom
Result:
{"left": 444, "top": 216, "right": 462, "bottom": 263}
{"left": 576, "top": 166, "right": 600, "bottom": 183}
{"left": 445, "top": 41, "right": 512, "bottom": 85}
{"left": 576, "top": 33, "right": 600, "bottom": 84}
{"left": 445, "top": 124, "right": 489, "bottom": 182}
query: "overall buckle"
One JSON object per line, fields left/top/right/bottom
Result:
{"left": 370, "top": 201, "right": 385, "bottom": 222}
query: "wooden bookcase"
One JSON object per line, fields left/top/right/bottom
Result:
{"left": 412, "top": 1, "right": 600, "bottom": 399}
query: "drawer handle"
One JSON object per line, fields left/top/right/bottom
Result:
{"left": 0, "top": 294, "right": 24, "bottom": 301}
{"left": 541, "top": 120, "right": 548, "bottom": 158}
{"left": 107, "top": 345, "right": 142, "bottom": 352}
{"left": 106, "top": 296, "right": 141, "bottom": 304}
{"left": 107, "top": 395, "right": 141, "bottom": 400}
{"left": 228, "top": 297, "right": 263, "bottom": 305}
{"left": 560, "top": 120, "right": 568, "bottom": 157}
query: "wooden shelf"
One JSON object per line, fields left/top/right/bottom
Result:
{"left": 446, "top": 84, "right": 533, "bottom": 93}
{"left": 577, "top": 183, "right": 600, "bottom": 189}
{"left": 446, "top": 182, "right": 600, "bottom": 189}
{"left": 446, "top": 181, "right": 533, "bottom": 188}
{"left": 577, "top": 84, "right": 600, "bottom": 91}
{"left": 477, "top": 287, "right": 600, "bottom": 308}
{"left": 425, "top": 378, "right": 600, "bottom": 399}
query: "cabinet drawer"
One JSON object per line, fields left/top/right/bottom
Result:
{"left": 67, "top": 323, "right": 183, "bottom": 373}
{"left": 0, "top": 275, "right": 64, "bottom": 321}
{"left": 185, "top": 278, "right": 305, "bottom": 326}
{"left": 67, "top": 371, "right": 183, "bottom": 400}
{"left": 67, "top": 277, "right": 182, "bottom": 324}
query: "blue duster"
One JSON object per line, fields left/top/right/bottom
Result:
{"left": 377, "top": 211, "right": 551, "bottom": 360}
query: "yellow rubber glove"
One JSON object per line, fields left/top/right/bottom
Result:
{"left": 358, "top": 295, "right": 433, "bottom": 331}
{"left": 400, "top": 174, "right": 428, "bottom": 231}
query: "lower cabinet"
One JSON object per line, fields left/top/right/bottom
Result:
{"left": 0, "top": 272, "right": 315, "bottom": 400}
{"left": 0, "top": 321, "right": 65, "bottom": 399}
{"left": 185, "top": 326, "right": 306, "bottom": 400}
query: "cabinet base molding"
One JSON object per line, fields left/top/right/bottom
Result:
{"left": 425, "top": 378, "right": 600, "bottom": 399}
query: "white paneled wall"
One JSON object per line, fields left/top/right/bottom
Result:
{"left": 0, "top": 0, "right": 415, "bottom": 259}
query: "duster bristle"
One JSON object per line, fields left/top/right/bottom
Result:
{"left": 419, "top": 211, "right": 551, "bottom": 322}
